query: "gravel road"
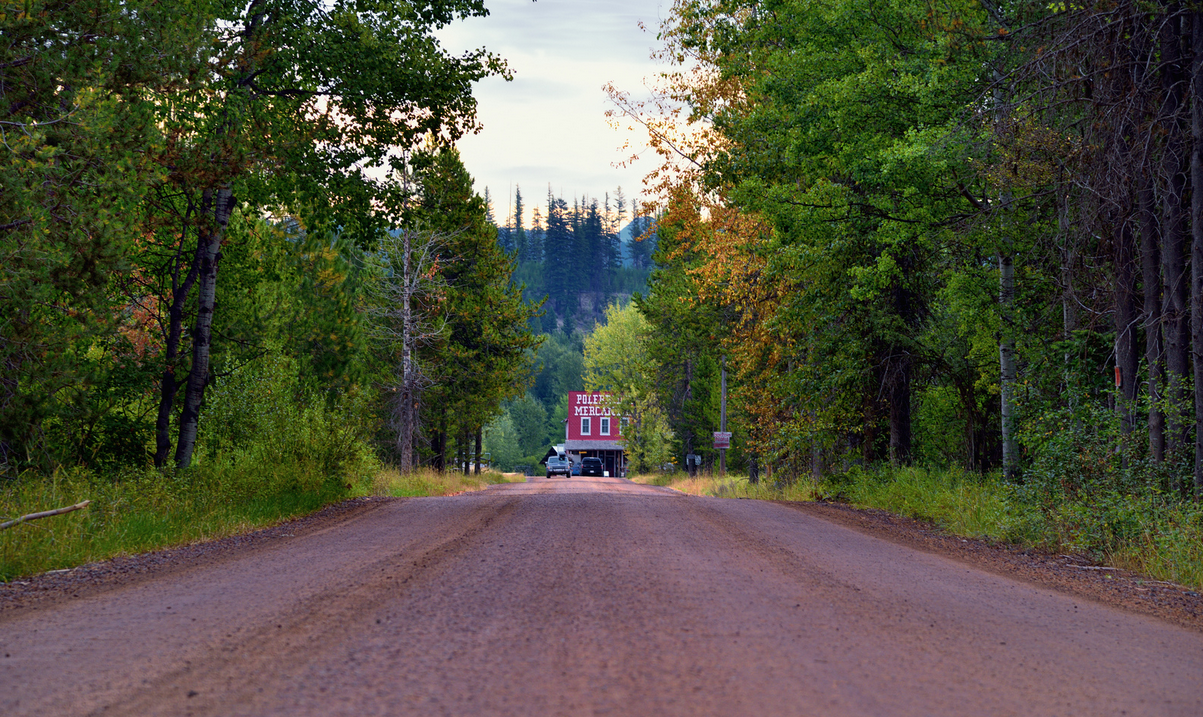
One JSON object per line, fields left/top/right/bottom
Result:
{"left": 2, "top": 476, "right": 1201, "bottom": 716}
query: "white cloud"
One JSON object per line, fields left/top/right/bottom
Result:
{"left": 436, "top": 0, "right": 668, "bottom": 224}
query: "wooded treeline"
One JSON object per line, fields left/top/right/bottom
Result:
{"left": 615, "top": 0, "right": 1203, "bottom": 499}
{"left": 492, "top": 185, "right": 658, "bottom": 333}
{"left": 1, "top": 0, "right": 538, "bottom": 481}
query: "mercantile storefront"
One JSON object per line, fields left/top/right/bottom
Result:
{"left": 562, "top": 391, "right": 626, "bottom": 477}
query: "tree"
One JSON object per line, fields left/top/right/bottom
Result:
{"left": 583, "top": 302, "right": 672, "bottom": 472}
{"left": 407, "top": 147, "right": 542, "bottom": 472}
{"left": 0, "top": 0, "right": 210, "bottom": 472}
{"left": 151, "top": 0, "right": 508, "bottom": 468}
{"left": 369, "top": 228, "right": 447, "bottom": 472}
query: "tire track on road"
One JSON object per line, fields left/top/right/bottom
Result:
{"left": 89, "top": 496, "right": 523, "bottom": 717}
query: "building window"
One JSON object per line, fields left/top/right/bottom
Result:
{"left": 581, "top": 417, "right": 591, "bottom": 435}
{"left": 620, "top": 416, "right": 629, "bottom": 432}
{"left": 600, "top": 417, "right": 610, "bottom": 435}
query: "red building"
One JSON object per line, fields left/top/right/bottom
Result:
{"left": 565, "top": 391, "right": 626, "bottom": 477}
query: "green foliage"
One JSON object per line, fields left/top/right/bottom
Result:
{"left": 200, "top": 353, "right": 377, "bottom": 495}
{"left": 0, "top": 0, "right": 208, "bottom": 471}
{"left": 583, "top": 302, "right": 674, "bottom": 472}
{"left": 483, "top": 412, "right": 524, "bottom": 471}
{"left": 509, "top": 394, "right": 548, "bottom": 456}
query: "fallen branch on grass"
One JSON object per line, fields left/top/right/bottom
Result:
{"left": 1067, "top": 564, "right": 1118, "bottom": 571}
{"left": 0, "top": 500, "right": 91, "bottom": 530}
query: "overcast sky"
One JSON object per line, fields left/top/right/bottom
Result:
{"left": 435, "top": 0, "right": 668, "bottom": 225}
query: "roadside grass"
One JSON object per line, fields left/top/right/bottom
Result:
{"left": 824, "top": 465, "right": 1203, "bottom": 590}
{"left": 631, "top": 472, "right": 819, "bottom": 501}
{"left": 636, "top": 464, "right": 1203, "bottom": 589}
{"left": 0, "top": 464, "right": 352, "bottom": 582}
{"left": 826, "top": 465, "right": 1024, "bottom": 542}
{"left": 0, "top": 462, "right": 521, "bottom": 582}
{"left": 368, "top": 467, "right": 523, "bottom": 497}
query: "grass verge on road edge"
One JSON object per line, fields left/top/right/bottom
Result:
{"left": 368, "top": 467, "right": 523, "bottom": 497}
{"left": 634, "top": 467, "right": 1203, "bottom": 590}
{"left": 1, "top": 464, "right": 522, "bottom": 582}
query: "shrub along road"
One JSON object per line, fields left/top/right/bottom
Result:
{"left": 1, "top": 477, "right": 1200, "bottom": 716}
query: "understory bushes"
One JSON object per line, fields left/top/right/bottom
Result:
{"left": 647, "top": 460, "right": 1203, "bottom": 590}
{"left": 0, "top": 355, "right": 381, "bottom": 581}
{"left": 821, "top": 464, "right": 1203, "bottom": 589}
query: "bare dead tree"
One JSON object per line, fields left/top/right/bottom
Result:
{"left": 369, "top": 228, "right": 447, "bottom": 472}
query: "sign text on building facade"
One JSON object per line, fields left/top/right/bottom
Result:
{"left": 567, "top": 391, "right": 623, "bottom": 441}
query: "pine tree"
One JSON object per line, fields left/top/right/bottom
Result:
{"left": 513, "top": 186, "right": 527, "bottom": 263}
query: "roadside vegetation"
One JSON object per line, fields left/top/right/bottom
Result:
{"left": 635, "top": 467, "right": 1203, "bottom": 590}
{"left": 1, "top": 4, "right": 538, "bottom": 582}
{"left": 606, "top": 1, "right": 1203, "bottom": 593}
{"left": 0, "top": 461, "right": 521, "bottom": 582}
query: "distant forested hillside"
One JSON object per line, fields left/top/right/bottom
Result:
{"left": 490, "top": 186, "right": 658, "bottom": 333}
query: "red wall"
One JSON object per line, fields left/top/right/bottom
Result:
{"left": 567, "top": 391, "right": 623, "bottom": 441}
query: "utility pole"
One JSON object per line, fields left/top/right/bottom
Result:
{"left": 720, "top": 356, "right": 727, "bottom": 475}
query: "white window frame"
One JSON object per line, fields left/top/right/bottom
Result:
{"left": 600, "top": 417, "right": 611, "bottom": 436}
{"left": 581, "top": 417, "right": 591, "bottom": 435}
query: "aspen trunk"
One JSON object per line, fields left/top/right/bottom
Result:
{"left": 398, "top": 230, "right": 415, "bottom": 472}
{"left": 175, "top": 188, "right": 234, "bottom": 469}
{"left": 154, "top": 212, "right": 203, "bottom": 468}
{"left": 999, "top": 251, "right": 1018, "bottom": 481}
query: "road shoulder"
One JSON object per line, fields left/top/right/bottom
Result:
{"left": 784, "top": 499, "right": 1203, "bottom": 633}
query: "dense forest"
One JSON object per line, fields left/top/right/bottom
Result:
{"left": 600, "top": 0, "right": 1203, "bottom": 543}
{"left": 476, "top": 185, "right": 661, "bottom": 472}
{"left": 0, "top": 1, "right": 540, "bottom": 483}
{"left": 492, "top": 185, "right": 657, "bottom": 333}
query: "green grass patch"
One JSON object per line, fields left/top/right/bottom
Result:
{"left": 821, "top": 464, "right": 1203, "bottom": 589}
{"left": 632, "top": 472, "right": 819, "bottom": 501}
{"left": 0, "top": 464, "right": 353, "bottom": 581}
{"left": 1, "top": 459, "right": 521, "bottom": 582}
{"left": 826, "top": 465, "right": 1026, "bottom": 541}
{"left": 368, "top": 467, "right": 522, "bottom": 497}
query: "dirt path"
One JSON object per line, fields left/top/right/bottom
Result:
{"left": 2, "top": 477, "right": 1201, "bottom": 716}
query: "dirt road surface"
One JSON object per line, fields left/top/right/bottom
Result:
{"left": 2, "top": 476, "right": 1201, "bottom": 716}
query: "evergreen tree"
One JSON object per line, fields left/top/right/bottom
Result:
{"left": 513, "top": 186, "right": 528, "bottom": 262}
{"left": 544, "top": 192, "right": 573, "bottom": 317}
{"left": 407, "top": 148, "right": 542, "bottom": 470}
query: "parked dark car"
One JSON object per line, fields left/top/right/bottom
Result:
{"left": 580, "top": 457, "right": 605, "bottom": 477}
{"left": 546, "top": 456, "right": 571, "bottom": 477}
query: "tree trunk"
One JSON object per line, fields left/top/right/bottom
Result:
{"left": 474, "top": 426, "right": 482, "bottom": 475}
{"left": 174, "top": 187, "right": 234, "bottom": 469}
{"left": 887, "top": 347, "right": 912, "bottom": 464}
{"left": 154, "top": 222, "right": 202, "bottom": 468}
{"left": 461, "top": 427, "right": 470, "bottom": 476}
{"left": 999, "top": 251, "right": 1018, "bottom": 481}
{"left": 397, "top": 229, "right": 415, "bottom": 472}
{"left": 1191, "top": 9, "right": 1203, "bottom": 496}
{"left": 1161, "top": 9, "right": 1190, "bottom": 463}
{"left": 431, "top": 411, "right": 446, "bottom": 471}
{"left": 1141, "top": 179, "right": 1166, "bottom": 462}
{"left": 1115, "top": 215, "right": 1140, "bottom": 439}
